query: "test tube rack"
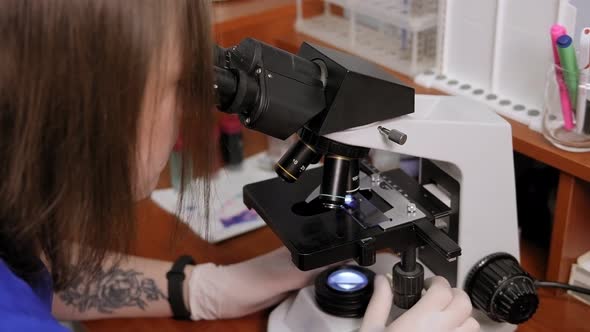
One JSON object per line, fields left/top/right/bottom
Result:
{"left": 295, "top": 0, "right": 441, "bottom": 77}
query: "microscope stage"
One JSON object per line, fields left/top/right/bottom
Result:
{"left": 243, "top": 166, "right": 452, "bottom": 270}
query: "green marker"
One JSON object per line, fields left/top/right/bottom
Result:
{"left": 557, "top": 35, "right": 579, "bottom": 105}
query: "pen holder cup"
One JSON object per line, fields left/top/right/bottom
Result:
{"left": 543, "top": 65, "right": 590, "bottom": 152}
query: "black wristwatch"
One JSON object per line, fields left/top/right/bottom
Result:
{"left": 166, "top": 255, "right": 195, "bottom": 320}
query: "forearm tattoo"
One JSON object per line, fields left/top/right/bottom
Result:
{"left": 59, "top": 266, "right": 166, "bottom": 314}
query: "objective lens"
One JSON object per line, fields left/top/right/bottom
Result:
{"left": 347, "top": 159, "right": 360, "bottom": 193}
{"left": 275, "top": 139, "right": 320, "bottom": 183}
{"left": 320, "top": 155, "right": 351, "bottom": 207}
{"left": 327, "top": 268, "right": 369, "bottom": 292}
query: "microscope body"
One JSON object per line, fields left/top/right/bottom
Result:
{"left": 246, "top": 95, "right": 520, "bottom": 332}
{"left": 215, "top": 38, "right": 535, "bottom": 332}
{"left": 325, "top": 95, "right": 521, "bottom": 294}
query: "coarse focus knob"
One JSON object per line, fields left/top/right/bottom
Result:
{"left": 464, "top": 253, "right": 539, "bottom": 324}
{"left": 392, "top": 262, "right": 424, "bottom": 309}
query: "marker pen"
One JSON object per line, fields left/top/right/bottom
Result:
{"left": 576, "top": 28, "right": 590, "bottom": 134}
{"left": 550, "top": 25, "right": 574, "bottom": 131}
{"left": 557, "top": 34, "right": 579, "bottom": 106}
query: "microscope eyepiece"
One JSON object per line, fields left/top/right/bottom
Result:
{"left": 213, "top": 66, "right": 238, "bottom": 110}
{"left": 212, "top": 39, "right": 326, "bottom": 139}
{"left": 275, "top": 139, "right": 321, "bottom": 183}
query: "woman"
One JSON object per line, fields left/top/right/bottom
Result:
{"left": 0, "top": 1, "right": 478, "bottom": 331}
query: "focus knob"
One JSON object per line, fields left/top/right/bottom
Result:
{"left": 464, "top": 253, "right": 539, "bottom": 324}
{"left": 392, "top": 262, "right": 424, "bottom": 309}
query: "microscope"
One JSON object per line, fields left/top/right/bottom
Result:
{"left": 214, "top": 38, "right": 540, "bottom": 332}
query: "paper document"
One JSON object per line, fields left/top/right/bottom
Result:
{"left": 151, "top": 152, "right": 278, "bottom": 243}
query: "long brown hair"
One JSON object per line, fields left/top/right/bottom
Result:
{"left": 0, "top": 0, "right": 214, "bottom": 290}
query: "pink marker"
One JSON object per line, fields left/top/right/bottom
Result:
{"left": 551, "top": 24, "right": 575, "bottom": 131}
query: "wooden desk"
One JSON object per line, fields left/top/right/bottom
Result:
{"left": 83, "top": 196, "right": 590, "bottom": 332}
{"left": 83, "top": 138, "right": 590, "bottom": 332}
{"left": 84, "top": 1, "right": 590, "bottom": 331}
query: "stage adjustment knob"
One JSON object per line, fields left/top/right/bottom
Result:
{"left": 464, "top": 253, "right": 539, "bottom": 324}
{"left": 392, "top": 262, "right": 424, "bottom": 309}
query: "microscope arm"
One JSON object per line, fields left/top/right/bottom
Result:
{"left": 326, "top": 95, "right": 521, "bottom": 288}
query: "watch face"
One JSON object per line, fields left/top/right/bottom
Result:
{"left": 326, "top": 268, "right": 369, "bottom": 293}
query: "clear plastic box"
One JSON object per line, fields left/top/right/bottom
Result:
{"left": 296, "top": 0, "right": 440, "bottom": 76}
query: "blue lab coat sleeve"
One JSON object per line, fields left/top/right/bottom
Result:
{"left": 0, "top": 259, "right": 68, "bottom": 331}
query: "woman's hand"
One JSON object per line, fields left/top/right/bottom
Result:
{"left": 188, "top": 247, "right": 321, "bottom": 320}
{"left": 360, "top": 275, "right": 480, "bottom": 332}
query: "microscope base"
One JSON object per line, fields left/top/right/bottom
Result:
{"left": 268, "top": 253, "right": 515, "bottom": 332}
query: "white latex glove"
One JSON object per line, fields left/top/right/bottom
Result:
{"left": 188, "top": 247, "right": 321, "bottom": 320}
{"left": 360, "top": 275, "right": 480, "bottom": 332}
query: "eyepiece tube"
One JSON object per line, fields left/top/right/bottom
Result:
{"left": 214, "top": 45, "right": 227, "bottom": 67}
{"left": 214, "top": 66, "right": 238, "bottom": 110}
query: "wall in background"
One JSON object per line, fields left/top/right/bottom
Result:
{"left": 572, "top": 0, "right": 590, "bottom": 43}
